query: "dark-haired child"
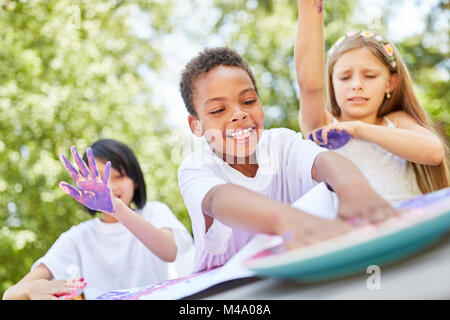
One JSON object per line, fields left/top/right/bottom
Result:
{"left": 178, "top": 47, "right": 397, "bottom": 272}
{"left": 3, "top": 139, "right": 194, "bottom": 300}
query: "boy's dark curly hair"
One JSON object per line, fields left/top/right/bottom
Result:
{"left": 179, "top": 47, "right": 259, "bottom": 117}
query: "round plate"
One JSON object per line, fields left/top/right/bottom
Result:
{"left": 245, "top": 188, "right": 450, "bottom": 282}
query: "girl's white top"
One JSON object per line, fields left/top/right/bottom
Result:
{"left": 32, "top": 201, "right": 194, "bottom": 300}
{"left": 333, "top": 116, "right": 422, "bottom": 204}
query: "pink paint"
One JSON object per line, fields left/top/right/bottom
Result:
{"left": 53, "top": 281, "right": 87, "bottom": 300}
{"left": 247, "top": 244, "right": 285, "bottom": 261}
{"left": 96, "top": 267, "right": 220, "bottom": 300}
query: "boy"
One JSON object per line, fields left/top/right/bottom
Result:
{"left": 178, "top": 47, "right": 396, "bottom": 272}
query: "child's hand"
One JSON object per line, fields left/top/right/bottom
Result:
{"left": 59, "top": 146, "right": 114, "bottom": 213}
{"left": 308, "top": 122, "right": 358, "bottom": 149}
{"left": 276, "top": 208, "right": 353, "bottom": 250}
{"left": 26, "top": 278, "right": 86, "bottom": 300}
{"left": 337, "top": 188, "right": 397, "bottom": 225}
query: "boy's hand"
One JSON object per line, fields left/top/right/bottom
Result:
{"left": 337, "top": 187, "right": 397, "bottom": 225}
{"left": 275, "top": 208, "right": 353, "bottom": 250}
{"left": 59, "top": 146, "right": 114, "bottom": 213}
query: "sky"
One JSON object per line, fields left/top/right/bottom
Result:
{"left": 134, "top": 0, "right": 447, "bottom": 133}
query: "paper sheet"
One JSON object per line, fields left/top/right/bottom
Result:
{"left": 96, "top": 234, "right": 282, "bottom": 300}
{"left": 96, "top": 183, "right": 341, "bottom": 300}
{"left": 291, "top": 182, "right": 338, "bottom": 219}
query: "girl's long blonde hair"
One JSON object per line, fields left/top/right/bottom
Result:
{"left": 326, "top": 32, "right": 450, "bottom": 193}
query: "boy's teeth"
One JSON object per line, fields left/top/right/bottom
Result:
{"left": 227, "top": 127, "right": 253, "bottom": 138}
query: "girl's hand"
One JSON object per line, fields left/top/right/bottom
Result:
{"left": 26, "top": 278, "right": 86, "bottom": 300}
{"left": 59, "top": 146, "right": 114, "bottom": 213}
{"left": 308, "top": 121, "right": 360, "bottom": 149}
{"left": 276, "top": 208, "right": 354, "bottom": 250}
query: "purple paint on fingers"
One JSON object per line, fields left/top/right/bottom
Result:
{"left": 308, "top": 129, "right": 324, "bottom": 145}
{"left": 59, "top": 146, "right": 115, "bottom": 213}
{"left": 283, "top": 230, "right": 293, "bottom": 242}
{"left": 102, "top": 161, "right": 111, "bottom": 185}
{"left": 71, "top": 146, "right": 90, "bottom": 178}
{"left": 309, "top": 129, "right": 352, "bottom": 150}
{"left": 316, "top": 0, "right": 323, "bottom": 13}
{"left": 59, "top": 182, "right": 81, "bottom": 200}
{"left": 86, "top": 147, "right": 99, "bottom": 179}
{"left": 326, "top": 129, "right": 352, "bottom": 149}
{"left": 59, "top": 154, "right": 79, "bottom": 182}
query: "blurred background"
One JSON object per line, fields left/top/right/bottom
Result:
{"left": 0, "top": 0, "right": 448, "bottom": 296}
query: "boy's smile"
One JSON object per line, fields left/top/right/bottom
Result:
{"left": 189, "top": 65, "right": 264, "bottom": 165}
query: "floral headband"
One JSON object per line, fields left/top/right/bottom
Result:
{"left": 328, "top": 31, "right": 397, "bottom": 69}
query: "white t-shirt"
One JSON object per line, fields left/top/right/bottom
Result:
{"left": 178, "top": 128, "right": 327, "bottom": 272}
{"left": 32, "top": 201, "right": 194, "bottom": 300}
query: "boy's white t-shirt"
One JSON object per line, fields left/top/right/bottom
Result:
{"left": 32, "top": 201, "right": 194, "bottom": 300}
{"left": 178, "top": 128, "right": 327, "bottom": 272}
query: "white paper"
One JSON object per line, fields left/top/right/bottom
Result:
{"left": 96, "top": 183, "right": 339, "bottom": 300}
{"left": 96, "top": 234, "right": 282, "bottom": 300}
{"left": 291, "top": 182, "right": 338, "bottom": 219}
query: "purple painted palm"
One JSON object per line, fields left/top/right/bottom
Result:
{"left": 309, "top": 128, "right": 352, "bottom": 150}
{"left": 59, "top": 146, "right": 114, "bottom": 213}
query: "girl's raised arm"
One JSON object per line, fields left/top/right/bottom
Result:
{"left": 295, "top": 0, "right": 331, "bottom": 135}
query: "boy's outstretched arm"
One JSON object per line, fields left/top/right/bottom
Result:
{"left": 312, "top": 151, "right": 397, "bottom": 224}
{"left": 202, "top": 184, "right": 352, "bottom": 249}
{"left": 295, "top": 0, "right": 330, "bottom": 135}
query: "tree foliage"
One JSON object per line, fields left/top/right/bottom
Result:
{"left": 1, "top": 0, "right": 448, "bottom": 298}
{"left": 211, "top": 0, "right": 449, "bottom": 138}
{"left": 0, "top": 0, "right": 189, "bottom": 296}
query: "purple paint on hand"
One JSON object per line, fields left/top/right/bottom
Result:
{"left": 309, "top": 129, "right": 352, "bottom": 150}
{"left": 59, "top": 146, "right": 114, "bottom": 213}
{"left": 283, "top": 230, "right": 293, "bottom": 242}
{"left": 316, "top": 0, "right": 323, "bottom": 13}
{"left": 314, "top": 128, "right": 326, "bottom": 144}
{"left": 326, "top": 129, "right": 352, "bottom": 149}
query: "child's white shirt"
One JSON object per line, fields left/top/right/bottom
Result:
{"left": 178, "top": 128, "right": 327, "bottom": 272}
{"left": 32, "top": 201, "right": 194, "bottom": 300}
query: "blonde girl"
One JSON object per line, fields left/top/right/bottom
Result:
{"left": 295, "top": 0, "right": 449, "bottom": 204}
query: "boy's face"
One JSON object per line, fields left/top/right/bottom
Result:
{"left": 189, "top": 65, "right": 264, "bottom": 162}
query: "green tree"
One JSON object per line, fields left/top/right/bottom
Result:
{"left": 2, "top": 0, "right": 448, "bottom": 299}
{"left": 393, "top": 0, "right": 450, "bottom": 138}
{"left": 211, "top": 0, "right": 449, "bottom": 140}
{"left": 211, "top": 0, "right": 357, "bottom": 130}
{"left": 0, "top": 0, "right": 190, "bottom": 296}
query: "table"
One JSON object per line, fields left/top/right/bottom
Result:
{"left": 188, "top": 231, "right": 450, "bottom": 300}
